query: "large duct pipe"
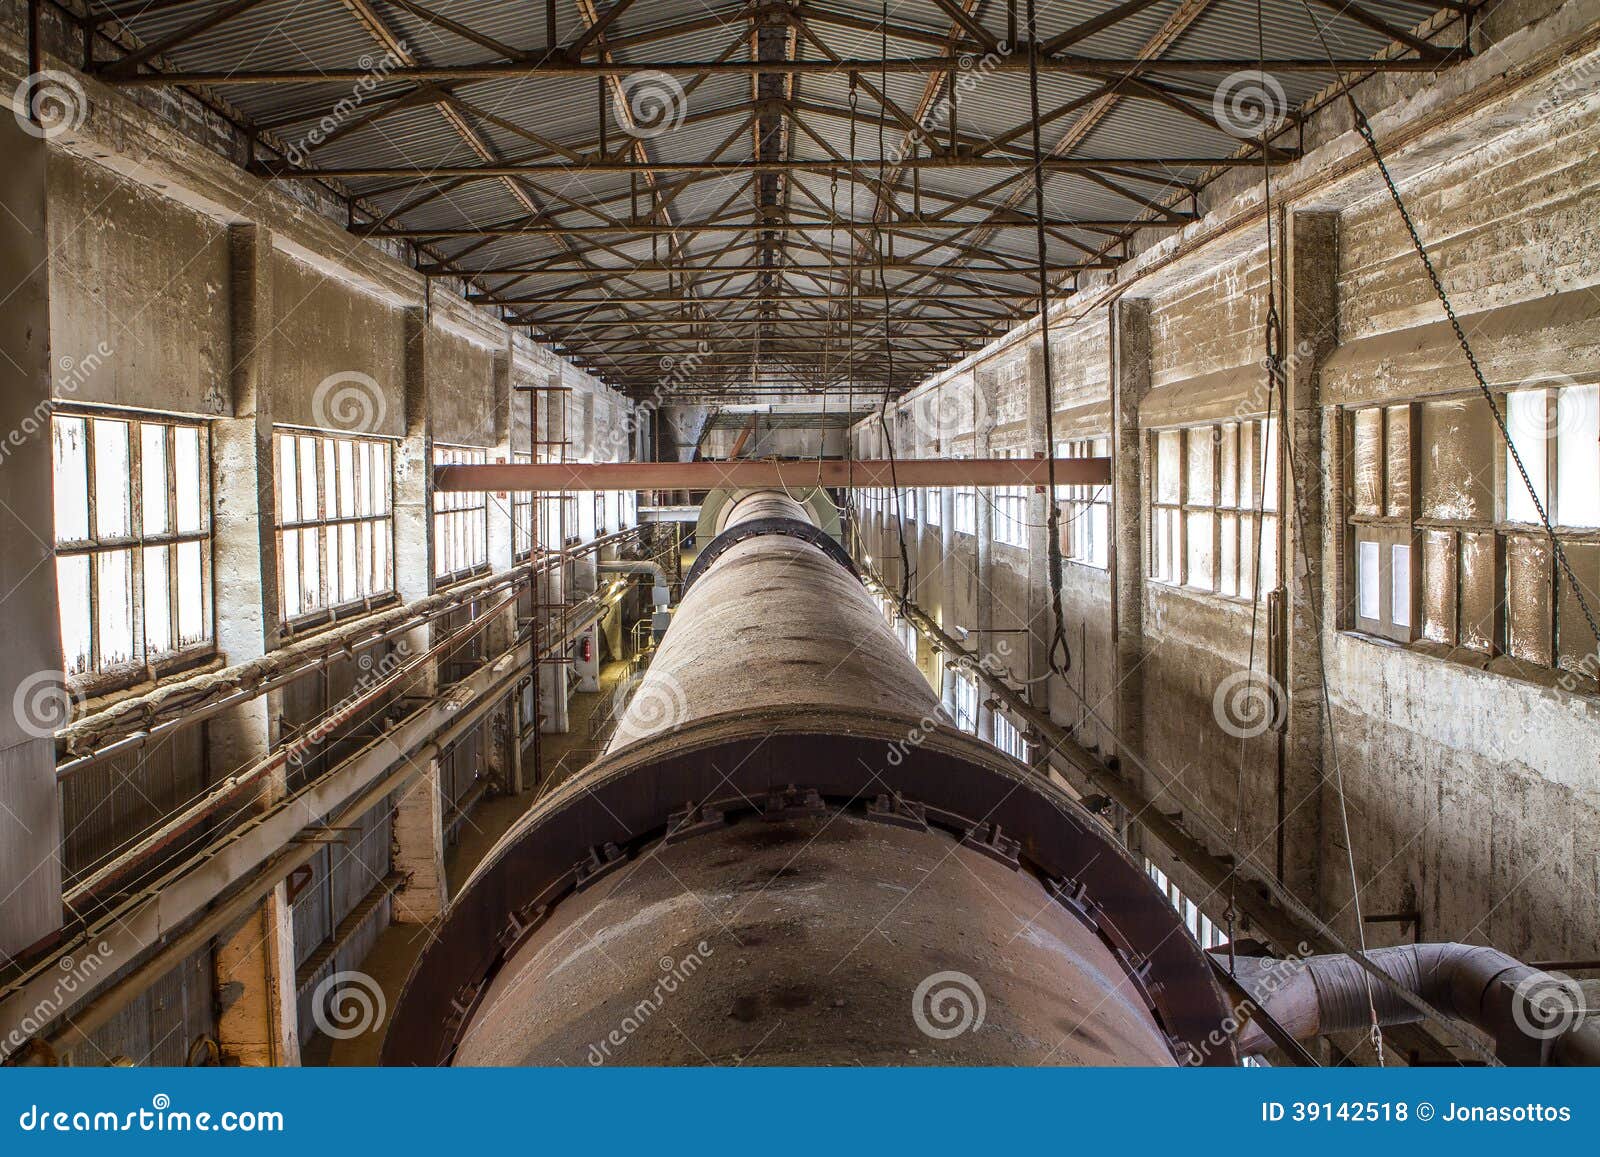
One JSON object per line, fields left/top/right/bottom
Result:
{"left": 384, "top": 491, "right": 1232, "bottom": 1066}
{"left": 1235, "top": 946, "right": 1600, "bottom": 1065}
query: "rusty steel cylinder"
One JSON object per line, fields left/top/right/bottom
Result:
{"left": 383, "top": 491, "right": 1234, "bottom": 1066}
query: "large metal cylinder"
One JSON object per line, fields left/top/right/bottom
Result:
{"left": 384, "top": 491, "right": 1233, "bottom": 1066}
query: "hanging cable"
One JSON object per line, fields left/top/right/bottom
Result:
{"left": 1026, "top": 0, "right": 1072, "bottom": 677}
{"left": 876, "top": 2, "right": 914, "bottom": 603}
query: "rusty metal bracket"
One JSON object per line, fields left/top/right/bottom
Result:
{"left": 761, "top": 785, "right": 826, "bottom": 822}
{"left": 665, "top": 800, "right": 727, "bottom": 844}
{"left": 573, "top": 842, "right": 627, "bottom": 891}
{"left": 960, "top": 821, "right": 1021, "bottom": 869}
{"left": 864, "top": 792, "right": 928, "bottom": 831}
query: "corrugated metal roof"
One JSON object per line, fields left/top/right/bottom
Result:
{"left": 96, "top": 0, "right": 1470, "bottom": 392}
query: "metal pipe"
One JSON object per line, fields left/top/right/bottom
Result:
{"left": 1235, "top": 946, "right": 1600, "bottom": 1066}
{"left": 385, "top": 491, "right": 1233, "bottom": 1067}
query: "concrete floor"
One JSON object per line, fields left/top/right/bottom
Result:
{"left": 316, "top": 659, "right": 634, "bottom": 1066}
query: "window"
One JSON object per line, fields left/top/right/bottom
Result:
{"left": 1146, "top": 860, "right": 1231, "bottom": 951}
{"left": 1352, "top": 386, "right": 1600, "bottom": 677}
{"left": 275, "top": 430, "right": 393, "bottom": 624}
{"left": 897, "top": 487, "right": 915, "bottom": 523}
{"left": 993, "top": 712, "right": 1030, "bottom": 764}
{"left": 53, "top": 412, "right": 211, "bottom": 684}
{"left": 895, "top": 617, "right": 918, "bottom": 664}
{"left": 953, "top": 456, "right": 977, "bottom": 536}
{"left": 433, "top": 446, "right": 489, "bottom": 580}
{"left": 511, "top": 452, "right": 534, "bottom": 561}
{"left": 992, "top": 450, "right": 1029, "bottom": 548}
{"left": 924, "top": 486, "right": 943, "bottom": 528}
{"left": 1150, "top": 419, "right": 1278, "bottom": 599}
{"left": 1057, "top": 438, "right": 1109, "bottom": 568}
{"left": 946, "top": 670, "right": 978, "bottom": 734}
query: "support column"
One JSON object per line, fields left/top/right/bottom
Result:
{"left": 390, "top": 307, "right": 446, "bottom": 922}
{"left": 1279, "top": 210, "right": 1339, "bottom": 901}
{"left": 0, "top": 107, "right": 64, "bottom": 960}
{"left": 1025, "top": 336, "right": 1052, "bottom": 711}
{"left": 974, "top": 368, "right": 996, "bottom": 744}
{"left": 210, "top": 223, "right": 299, "bottom": 1066}
{"left": 1109, "top": 300, "right": 1152, "bottom": 786}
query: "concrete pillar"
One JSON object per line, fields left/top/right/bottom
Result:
{"left": 391, "top": 759, "right": 448, "bottom": 923}
{"left": 209, "top": 223, "right": 299, "bottom": 1066}
{"left": 390, "top": 308, "right": 446, "bottom": 921}
{"left": 214, "top": 890, "right": 298, "bottom": 1066}
{"left": 1279, "top": 210, "right": 1339, "bottom": 900}
{"left": 1109, "top": 300, "right": 1152, "bottom": 783}
{"left": 0, "top": 108, "right": 64, "bottom": 960}
{"left": 974, "top": 370, "right": 996, "bottom": 744}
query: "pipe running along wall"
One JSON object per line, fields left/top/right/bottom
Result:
{"left": 383, "top": 490, "right": 1234, "bottom": 1066}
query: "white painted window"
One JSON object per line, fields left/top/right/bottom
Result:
{"left": 991, "top": 449, "right": 1029, "bottom": 548}
{"left": 275, "top": 429, "right": 394, "bottom": 623}
{"left": 1150, "top": 420, "right": 1277, "bottom": 598}
{"left": 1058, "top": 438, "right": 1110, "bottom": 569}
{"left": 947, "top": 671, "right": 978, "bottom": 734}
{"left": 924, "top": 486, "right": 943, "bottom": 527}
{"left": 992, "top": 712, "right": 1030, "bottom": 763}
{"left": 433, "top": 445, "right": 489, "bottom": 580}
{"left": 895, "top": 617, "right": 918, "bottom": 664}
{"left": 511, "top": 452, "right": 534, "bottom": 561}
{"left": 952, "top": 455, "right": 977, "bottom": 536}
{"left": 53, "top": 412, "right": 212, "bottom": 685}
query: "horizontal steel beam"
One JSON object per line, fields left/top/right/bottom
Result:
{"left": 435, "top": 457, "right": 1110, "bottom": 492}
{"left": 371, "top": 216, "right": 1186, "bottom": 238}
{"left": 103, "top": 55, "right": 1455, "bottom": 86}
{"left": 277, "top": 157, "right": 1262, "bottom": 180}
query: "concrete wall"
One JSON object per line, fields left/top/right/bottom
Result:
{"left": 857, "top": 2, "right": 1600, "bottom": 999}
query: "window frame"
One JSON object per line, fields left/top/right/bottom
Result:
{"left": 274, "top": 427, "right": 396, "bottom": 630}
{"left": 52, "top": 408, "right": 215, "bottom": 690}
{"left": 1148, "top": 418, "right": 1279, "bottom": 600}
{"left": 432, "top": 444, "right": 491, "bottom": 584}
{"left": 1056, "top": 437, "right": 1110, "bottom": 569}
